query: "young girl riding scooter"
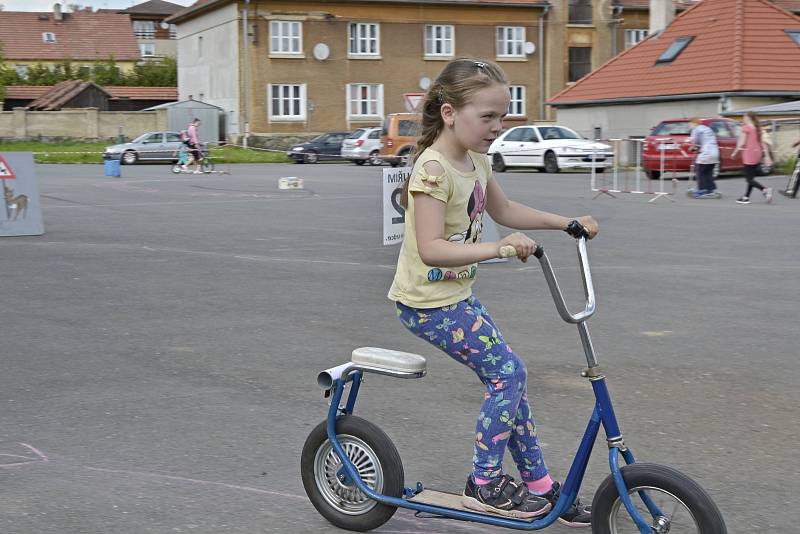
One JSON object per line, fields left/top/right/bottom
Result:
{"left": 387, "top": 58, "right": 598, "bottom": 526}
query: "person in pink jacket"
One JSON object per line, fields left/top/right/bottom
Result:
{"left": 731, "top": 112, "right": 772, "bottom": 204}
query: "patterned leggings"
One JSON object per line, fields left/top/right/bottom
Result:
{"left": 396, "top": 295, "right": 549, "bottom": 482}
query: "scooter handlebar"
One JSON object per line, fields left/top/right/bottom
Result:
{"left": 540, "top": 236, "right": 596, "bottom": 324}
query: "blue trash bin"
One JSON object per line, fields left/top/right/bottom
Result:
{"left": 104, "top": 157, "right": 121, "bottom": 178}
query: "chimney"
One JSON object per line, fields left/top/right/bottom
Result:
{"left": 649, "top": 0, "right": 675, "bottom": 34}
{"left": 53, "top": 3, "right": 63, "bottom": 21}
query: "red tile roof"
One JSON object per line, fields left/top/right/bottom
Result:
{"left": 5, "top": 85, "right": 177, "bottom": 101}
{"left": 0, "top": 10, "right": 140, "bottom": 61}
{"left": 619, "top": 0, "right": 800, "bottom": 11}
{"left": 105, "top": 86, "right": 178, "bottom": 100}
{"left": 550, "top": 0, "right": 800, "bottom": 105}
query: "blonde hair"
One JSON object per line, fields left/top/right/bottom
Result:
{"left": 744, "top": 111, "right": 762, "bottom": 140}
{"left": 400, "top": 58, "right": 508, "bottom": 208}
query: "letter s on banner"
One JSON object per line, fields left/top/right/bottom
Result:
{"left": 382, "top": 166, "right": 411, "bottom": 245}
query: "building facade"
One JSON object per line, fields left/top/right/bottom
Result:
{"left": 167, "top": 0, "right": 800, "bottom": 139}
{"left": 117, "top": 0, "right": 185, "bottom": 61}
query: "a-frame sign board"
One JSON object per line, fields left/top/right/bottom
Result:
{"left": 0, "top": 152, "right": 44, "bottom": 236}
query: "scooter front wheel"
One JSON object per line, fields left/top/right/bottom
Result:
{"left": 301, "top": 415, "right": 404, "bottom": 532}
{"left": 591, "top": 463, "right": 726, "bottom": 533}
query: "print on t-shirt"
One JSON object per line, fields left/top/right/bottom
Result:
{"left": 428, "top": 180, "right": 486, "bottom": 282}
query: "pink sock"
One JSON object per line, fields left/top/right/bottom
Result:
{"left": 526, "top": 475, "right": 554, "bottom": 495}
{"left": 473, "top": 476, "right": 493, "bottom": 486}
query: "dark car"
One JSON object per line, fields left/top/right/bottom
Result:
{"left": 287, "top": 132, "right": 350, "bottom": 163}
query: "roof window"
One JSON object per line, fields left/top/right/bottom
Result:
{"left": 42, "top": 32, "right": 56, "bottom": 43}
{"left": 786, "top": 30, "right": 800, "bottom": 47}
{"left": 656, "top": 36, "right": 693, "bottom": 64}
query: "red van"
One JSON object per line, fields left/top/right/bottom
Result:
{"left": 643, "top": 118, "right": 743, "bottom": 179}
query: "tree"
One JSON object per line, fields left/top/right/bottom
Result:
{"left": 124, "top": 56, "right": 177, "bottom": 86}
{"left": 92, "top": 57, "right": 124, "bottom": 85}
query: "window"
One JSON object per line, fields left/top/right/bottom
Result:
{"left": 198, "top": 36, "right": 203, "bottom": 58}
{"left": 652, "top": 121, "right": 690, "bottom": 136}
{"left": 269, "top": 84, "right": 306, "bottom": 120}
{"left": 42, "top": 32, "right": 56, "bottom": 43}
{"left": 569, "top": 0, "right": 593, "bottom": 24}
{"left": 505, "top": 127, "right": 537, "bottom": 142}
{"left": 508, "top": 86, "right": 525, "bottom": 117}
{"left": 139, "top": 43, "right": 155, "bottom": 57}
{"left": 624, "top": 29, "right": 648, "bottom": 48}
{"left": 425, "top": 25, "right": 454, "bottom": 57}
{"left": 270, "top": 21, "right": 302, "bottom": 54}
{"left": 133, "top": 20, "right": 155, "bottom": 39}
{"left": 15, "top": 64, "right": 28, "bottom": 79}
{"left": 169, "top": 24, "right": 178, "bottom": 39}
{"left": 537, "top": 126, "right": 581, "bottom": 140}
{"left": 347, "top": 84, "right": 383, "bottom": 118}
{"left": 568, "top": 47, "right": 592, "bottom": 82}
{"left": 496, "top": 26, "right": 525, "bottom": 57}
{"left": 166, "top": 133, "right": 182, "bottom": 143}
{"left": 710, "top": 121, "right": 733, "bottom": 138}
{"left": 785, "top": 30, "right": 800, "bottom": 47}
{"left": 349, "top": 23, "right": 380, "bottom": 56}
{"left": 368, "top": 129, "right": 381, "bottom": 139}
{"left": 656, "top": 36, "right": 693, "bottom": 64}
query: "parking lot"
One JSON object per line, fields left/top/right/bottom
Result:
{"left": 1, "top": 161, "right": 798, "bottom": 533}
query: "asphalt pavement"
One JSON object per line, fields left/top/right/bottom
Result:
{"left": 1, "top": 161, "right": 797, "bottom": 533}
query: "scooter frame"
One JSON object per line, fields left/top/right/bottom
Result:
{"left": 321, "top": 236, "right": 661, "bottom": 533}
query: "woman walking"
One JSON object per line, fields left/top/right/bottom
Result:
{"left": 731, "top": 112, "right": 772, "bottom": 204}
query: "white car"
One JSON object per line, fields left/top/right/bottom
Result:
{"left": 488, "top": 125, "right": 613, "bottom": 173}
{"left": 341, "top": 127, "right": 383, "bottom": 165}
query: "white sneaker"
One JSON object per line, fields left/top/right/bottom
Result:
{"left": 764, "top": 187, "right": 773, "bottom": 203}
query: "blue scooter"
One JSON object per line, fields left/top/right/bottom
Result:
{"left": 301, "top": 222, "right": 726, "bottom": 533}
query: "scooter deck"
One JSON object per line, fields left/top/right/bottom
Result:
{"left": 408, "top": 489, "right": 537, "bottom": 522}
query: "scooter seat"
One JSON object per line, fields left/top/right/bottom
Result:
{"left": 351, "top": 347, "right": 427, "bottom": 374}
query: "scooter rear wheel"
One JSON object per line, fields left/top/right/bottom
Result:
{"left": 591, "top": 463, "right": 726, "bottom": 533}
{"left": 301, "top": 415, "right": 404, "bottom": 532}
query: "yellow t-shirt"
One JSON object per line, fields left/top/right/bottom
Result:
{"left": 387, "top": 148, "right": 491, "bottom": 308}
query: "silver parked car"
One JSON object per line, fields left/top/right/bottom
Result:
{"left": 341, "top": 127, "right": 383, "bottom": 166}
{"left": 104, "top": 131, "right": 206, "bottom": 165}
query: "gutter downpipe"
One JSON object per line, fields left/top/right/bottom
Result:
{"left": 539, "top": 3, "right": 550, "bottom": 120}
{"left": 612, "top": 6, "right": 623, "bottom": 57}
{"left": 242, "top": 0, "right": 250, "bottom": 148}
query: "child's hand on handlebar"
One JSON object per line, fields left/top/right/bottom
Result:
{"left": 576, "top": 216, "right": 599, "bottom": 239}
{"left": 498, "top": 232, "right": 537, "bottom": 262}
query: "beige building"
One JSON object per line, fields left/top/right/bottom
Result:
{"left": 166, "top": 0, "right": 800, "bottom": 139}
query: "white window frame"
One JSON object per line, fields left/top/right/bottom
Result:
{"left": 624, "top": 29, "right": 648, "bottom": 48}
{"left": 133, "top": 20, "right": 155, "bottom": 39}
{"left": 424, "top": 24, "right": 454, "bottom": 58}
{"left": 349, "top": 23, "right": 380, "bottom": 57}
{"left": 15, "top": 64, "right": 28, "bottom": 79}
{"left": 268, "top": 83, "right": 307, "bottom": 122}
{"left": 346, "top": 83, "right": 384, "bottom": 119}
{"left": 496, "top": 26, "right": 525, "bottom": 58}
{"left": 139, "top": 43, "right": 155, "bottom": 57}
{"left": 169, "top": 24, "right": 178, "bottom": 40}
{"left": 508, "top": 85, "right": 525, "bottom": 117}
{"left": 270, "top": 20, "right": 303, "bottom": 55}
{"left": 42, "top": 32, "right": 56, "bottom": 43}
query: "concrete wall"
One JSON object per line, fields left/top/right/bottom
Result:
{"left": 0, "top": 108, "right": 168, "bottom": 140}
{"left": 176, "top": 3, "right": 240, "bottom": 136}
{"left": 554, "top": 98, "right": 723, "bottom": 140}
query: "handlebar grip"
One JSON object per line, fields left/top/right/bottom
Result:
{"left": 499, "top": 245, "right": 517, "bottom": 258}
{"left": 565, "top": 220, "right": 589, "bottom": 239}
{"left": 499, "top": 245, "right": 543, "bottom": 259}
